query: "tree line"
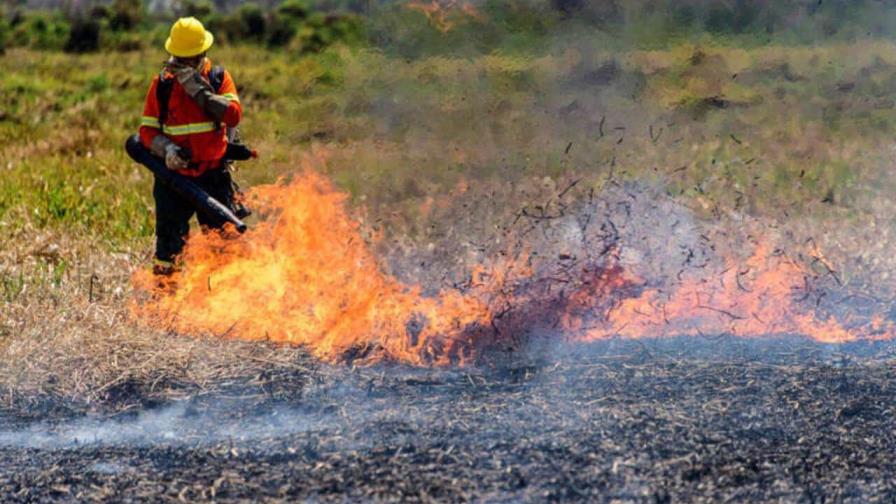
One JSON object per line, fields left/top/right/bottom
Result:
{"left": 1, "top": 0, "right": 893, "bottom": 55}
{"left": 0, "top": 0, "right": 363, "bottom": 54}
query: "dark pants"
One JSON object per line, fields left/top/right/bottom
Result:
{"left": 154, "top": 168, "right": 236, "bottom": 263}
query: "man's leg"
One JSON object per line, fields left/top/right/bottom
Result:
{"left": 153, "top": 177, "right": 194, "bottom": 274}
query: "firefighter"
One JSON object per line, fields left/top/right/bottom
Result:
{"left": 139, "top": 17, "right": 243, "bottom": 276}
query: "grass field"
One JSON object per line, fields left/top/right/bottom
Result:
{"left": 5, "top": 39, "right": 896, "bottom": 238}
{"left": 3, "top": 34, "right": 896, "bottom": 409}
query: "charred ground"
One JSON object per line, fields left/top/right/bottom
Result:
{"left": 2, "top": 337, "right": 896, "bottom": 502}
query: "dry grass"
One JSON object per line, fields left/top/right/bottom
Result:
{"left": 0, "top": 229, "right": 319, "bottom": 417}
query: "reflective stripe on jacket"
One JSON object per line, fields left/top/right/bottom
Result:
{"left": 139, "top": 59, "right": 242, "bottom": 177}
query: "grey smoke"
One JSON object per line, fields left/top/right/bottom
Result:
{"left": 0, "top": 402, "right": 327, "bottom": 449}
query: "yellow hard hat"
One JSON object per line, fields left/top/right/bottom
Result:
{"left": 165, "top": 17, "right": 214, "bottom": 57}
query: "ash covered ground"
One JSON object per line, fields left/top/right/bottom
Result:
{"left": 3, "top": 337, "right": 896, "bottom": 502}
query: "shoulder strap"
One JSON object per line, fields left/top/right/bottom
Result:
{"left": 156, "top": 72, "right": 174, "bottom": 127}
{"left": 209, "top": 65, "right": 225, "bottom": 94}
{"left": 209, "top": 65, "right": 226, "bottom": 133}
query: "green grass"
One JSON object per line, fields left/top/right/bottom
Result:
{"left": 2, "top": 38, "right": 896, "bottom": 252}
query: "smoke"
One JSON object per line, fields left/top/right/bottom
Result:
{"left": 2, "top": 335, "right": 891, "bottom": 452}
{"left": 339, "top": 2, "right": 896, "bottom": 328}
{"left": 0, "top": 402, "right": 328, "bottom": 449}
{"left": 0, "top": 372, "right": 406, "bottom": 450}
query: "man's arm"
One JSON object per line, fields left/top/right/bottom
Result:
{"left": 139, "top": 77, "right": 162, "bottom": 150}
{"left": 171, "top": 63, "right": 242, "bottom": 126}
{"left": 216, "top": 69, "right": 242, "bottom": 128}
{"left": 138, "top": 76, "right": 188, "bottom": 170}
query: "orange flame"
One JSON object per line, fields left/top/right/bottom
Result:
{"left": 132, "top": 169, "right": 894, "bottom": 366}
{"left": 572, "top": 242, "right": 882, "bottom": 343}
{"left": 132, "top": 171, "right": 503, "bottom": 365}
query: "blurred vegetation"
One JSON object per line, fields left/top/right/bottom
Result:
{"left": 0, "top": 0, "right": 364, "bottom": 54}
{"left": 3, "top": 0, "right": 896, "bottom": 56}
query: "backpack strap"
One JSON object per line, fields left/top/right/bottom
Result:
{"left": 156, "top": 71, "right": 174, "bottom": 128}
{"left": 208, "top": 66, "right": 226, "bottom": 132}
{"left": 156, "top": 65, "right": 226, "bottom": 128}
{"left": 209, "top": 65, "right": 225, "bottom": 93}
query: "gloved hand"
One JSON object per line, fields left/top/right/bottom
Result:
{"left": 165, "top": 58, "right": 229, "bottom": 121}
{"left": 164, "top": 143, "right": 189, "bottom": 170}
{"left": 151, "top": 135, "right": 189, "bottom": 170}
{"left": 172, "top": 64, "right": 213, "bottom": 99}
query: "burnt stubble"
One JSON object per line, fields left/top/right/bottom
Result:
{"left": 2, "top": 337, "right": 895, "bottom": 502}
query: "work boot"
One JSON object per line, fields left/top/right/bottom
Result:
{"left": 152, "top": 258, "right": 177, "bottom": 277}
{"left": 151, "top": 259, "right": 180, "bottom": 293}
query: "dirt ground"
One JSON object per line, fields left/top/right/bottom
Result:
{"left": 1, "top": 337, "right": 895, "bottom": 503}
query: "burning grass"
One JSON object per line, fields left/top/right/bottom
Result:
{"left": 124, "top": 149, "right": 894, "bottom": 368}
{"left": 3, "top": 156, "right": 896, "bottom": 416}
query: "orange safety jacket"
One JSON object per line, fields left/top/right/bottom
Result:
{"left": 139, "top": 59, "right": 242, "bottom": 177}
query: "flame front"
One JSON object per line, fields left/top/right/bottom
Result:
{"left": 133, "top": 171, "right": 495, "bottom": 365}
{"left": 574, "top": 243, "right": 876, "bottom": 344}
{"left": 132, "top": 169, "right": 893, "bottom": 366}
